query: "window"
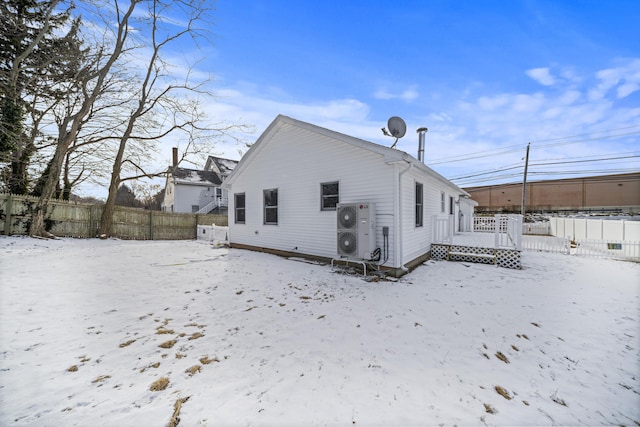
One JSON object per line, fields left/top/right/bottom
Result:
{"left": 263, "top": 189, "right": 278, "bottom": 224}
{"left": 191, "top": 205, "right": 199, "bottom": 213}
{"left": 449, "top": 196, "right": 454, "bottom": 215}
{"left": 415, "top": 182, "right": 423, "bottom": 227}
{"left": 440, "top": 191, "right": 445, "bottom": 213}
{"left": 216, "top": 188, "right": 222, "bottom": 198}
{"left": 234, "top": 193, "right": 245, "bottom": 224}
{"left": 321, "top": 182, "right": 339, "bottom": 210}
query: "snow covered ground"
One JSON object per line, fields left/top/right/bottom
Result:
{"left": 1, "top": 236, "right": 638, "bottom": 426}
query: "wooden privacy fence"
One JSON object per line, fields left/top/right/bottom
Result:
{"left": 0, "top": 193, "right": 227, "bottom": 240}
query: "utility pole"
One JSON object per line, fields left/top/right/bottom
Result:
{"left": 521, "top": 142, "right": 531, "bottom": 217}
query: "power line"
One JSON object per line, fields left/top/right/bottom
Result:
{"left": 529, "top": 125, "right": 640, "bottom": 143}
{"left": 426, "top": 128, "right": 640, "bottom": 166}
{"left": 448, "top": 155, "right": 639, "bottom": 181}
{"left": 454, "top": 168, "right": 639, "bottom": 186}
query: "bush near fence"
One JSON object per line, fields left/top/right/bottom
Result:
{"left": 0, "top": 193, "right": 227, "bottom": 240}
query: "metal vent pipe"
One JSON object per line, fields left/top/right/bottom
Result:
{"left": 416, "top": 127, "right": 428, "bottom": 162}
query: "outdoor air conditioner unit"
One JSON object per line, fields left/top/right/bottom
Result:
{"left": 336, "top": 202, "right": 376, "bottom": 259}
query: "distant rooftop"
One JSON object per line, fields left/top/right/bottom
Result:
{"left": 171, "top": 168, "right": 222, "bottom": 186}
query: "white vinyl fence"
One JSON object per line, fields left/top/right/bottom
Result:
{"left": 550, "top": 217, "right": 640, "bottom": 241}
{"left": 197, "top": 224, "right": 229, "bottom": 245}
{"left": 522, "top": 236, "right": 571, "bottom": 254}
{"left": 475, "top": 216, "right": 550, "bottom": 235}
{"left": 572, "top": 239, "right": 640, "bottom": 261}
{"left": 471, "top": 215, "right": 640, "bottom": 261}
{"left": 522, "top": 222, "right": 551, "bottom": 235}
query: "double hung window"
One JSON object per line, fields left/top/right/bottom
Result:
{"left": 415, "top": 183, "right": 423, "bottom": 227}
{"left": 321, "top": 182, "right": 339, "bottom": 211}
{"left": 234, "top": 193, "right": 245, "bottom": 224}
{"left": 264, "top": 189, "right": 278, "bottom": 224}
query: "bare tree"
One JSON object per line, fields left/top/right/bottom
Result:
{"left": 97, "top": 0, "right": 251, "bottom": 236}
{"left": 29, "top": 0, "right": 139, "bottom": 237}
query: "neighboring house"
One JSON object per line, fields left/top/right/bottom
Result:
{"left": 161, "top": 149, "right": 238, "bottom": 214}
{"left": 222, "top": 115, "right": 476, "bottom": 276}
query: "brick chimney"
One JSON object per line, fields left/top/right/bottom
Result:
{"left": 172, "top": 147, "right": 178, "bottom": 167}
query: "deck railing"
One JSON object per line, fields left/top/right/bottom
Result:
{"left": 195, "top": 197, "right": 228, "bottom": 214}
{"left": 433, "top": 215, "right": 454, "bottom": 244}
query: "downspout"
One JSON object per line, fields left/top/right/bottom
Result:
{"left": 396, "top": 160, "right": 413, "bottom": 271}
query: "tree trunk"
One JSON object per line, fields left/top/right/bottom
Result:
{"left": 29, "top": 142, "right": 66, "bottom": 237}
{"left": 99, "top": 122, "right": 129, "bottom": 236}
{"left": 8, "top": 138, "right": 34, "bottom": 194}
{"left": 98, "top": 171, "right": 121, "bottom": 237}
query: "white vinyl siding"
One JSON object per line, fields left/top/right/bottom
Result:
{"left": 225, "top": 116, "right": 471, "bottom": 270}
{"left": 227, "top": 122, "right": 396, "bottom": 262}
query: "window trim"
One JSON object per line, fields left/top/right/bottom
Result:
{"left": 415, "top": 182, "right": 423, "bottom": 227}
{"left": 320, "top": 181, "right": 339, "bottom": 211}
{"left": 263, "top": 188, "right": 278, "bottom": 225}
{"left": 234, "top": 192, "right": 246, "bottom": 224}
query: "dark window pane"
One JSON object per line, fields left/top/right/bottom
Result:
{"left": 264, "top": 190, "right": 277, "bottom": 207}
{"left": 265, "top": 207, "right": 278, "bottom": 224}
{"left": 322, "top": 182, "right": 338, "bottom": 196}
{"left": 236, "top": 208, "right": 245, "bottom": 223}
{"left": 235, "top": 193, "right": 245, "bottom": 208}
{"left": 324, "top": 195, "right": 338, "bottom": 209}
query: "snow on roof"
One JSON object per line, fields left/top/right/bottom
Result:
{"left": 213, "top": 157, "right": 238, "bottom": 175}
{"left": 171, "top": 167, "right": 222, "bottom": 186}
{"left": 204, "top": 156, "right": 239, "bottom": 176}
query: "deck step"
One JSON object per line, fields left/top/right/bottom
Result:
{"left": 448, "top": 251, "right": 495, "bottom": 259}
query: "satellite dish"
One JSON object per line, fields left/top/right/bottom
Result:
{"left": 387, "top": 116, "right": 407, "bottom": 138}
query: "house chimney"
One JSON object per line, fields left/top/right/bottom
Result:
{"left": 416, "top": 127, "right": 428, "bottom": 162}
{"left": 172, "top": 147, "right": 178, "bottom": 167}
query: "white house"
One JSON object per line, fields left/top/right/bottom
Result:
{"left": 162, "top": 149, "right": 238, "bottom": 214}
{"left": 222, "top": 115, "right": 476, "bottom": 276}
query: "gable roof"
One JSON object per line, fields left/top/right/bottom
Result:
{"left": 170, "top": 167, "right": 222, "bottom": 186}
{"left": 223, "top": 114, "right": 469, "bottom": 196}
{"left": 204, "top": 155, "right": 239, "bottom": 176}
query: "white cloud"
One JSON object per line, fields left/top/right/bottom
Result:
{"left": 617, "top": 82, "right": 639, "bottom": 98}
{"left": 526, "top": 67, "right": 556, "bottom": 86}
{"left": 589, "top": 59, "right": 640, "bottom": 100}
{"left": 477, "top": 94, "right": 510, "bottom": 110}
{"left": 373, "top": 84, "right": 419, "bottom": 102}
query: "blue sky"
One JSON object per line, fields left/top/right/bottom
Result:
{"left": 167, "top": 1, "right": 640, "bottom": 188}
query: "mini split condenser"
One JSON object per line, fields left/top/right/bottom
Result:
{"left": 336, "top": 202, "right": 376, "bottom": 260}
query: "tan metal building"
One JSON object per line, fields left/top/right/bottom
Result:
{"left": 464, "top": 172, "right": 640, "bottom": 213}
